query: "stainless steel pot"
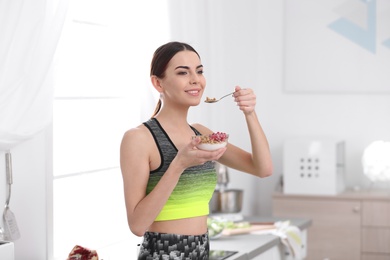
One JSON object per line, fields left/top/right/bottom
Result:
{"left": 209, "top": 189, "right": 243, "bottom": 213}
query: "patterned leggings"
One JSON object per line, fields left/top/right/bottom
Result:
{"left": 138, "top": 231, "right": 209, "bottom": 260}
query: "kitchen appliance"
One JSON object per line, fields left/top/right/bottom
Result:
{"left": 215, "top": 162, "right": 229, "bottom": 190}
{"left": 209, "top": 190, "right": 243, "bottom": 213}
{"left": 210, "top": 163, "right": 243, "bottom": 214}
{"left": 283, "top": 137, "right": 345, "bottom": 195}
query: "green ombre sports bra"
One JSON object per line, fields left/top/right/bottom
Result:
{"left": 143, "top": 118, "right": 217, "bottom": 221}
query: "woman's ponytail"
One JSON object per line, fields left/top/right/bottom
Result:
{"left": 151, "top": 99, "right": 161, "bottom": 118}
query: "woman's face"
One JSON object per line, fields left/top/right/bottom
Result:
{"left": 159, "top": 50, "right": 206, "bottom": 107}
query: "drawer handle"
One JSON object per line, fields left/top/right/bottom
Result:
{"left": 352, "top": 206, "right": 360, "bottom": 213}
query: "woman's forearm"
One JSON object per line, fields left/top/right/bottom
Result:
{"left": 245, "top": 111, "right": 273, "bottom": 177}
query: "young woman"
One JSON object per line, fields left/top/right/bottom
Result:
{"left": 120, "top": 41, "right": 273, "bottom": 259}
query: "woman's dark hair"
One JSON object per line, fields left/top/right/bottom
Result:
{"left": 150, "top": 41, "right": 200, "bottom": 117}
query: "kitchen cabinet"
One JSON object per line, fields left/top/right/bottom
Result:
{"left": 362, "top": 200, "right": 390, "bottom": 259}
{"left": 273, "top": 190, "right": 390, "bottom": 260}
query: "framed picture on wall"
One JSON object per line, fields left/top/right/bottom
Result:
{"left": 284, "top": 0, "right": 390, "bottom": 93}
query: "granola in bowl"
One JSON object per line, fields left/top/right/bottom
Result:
{"left": 195, "top": 132, "right": 229, "bottom": 151}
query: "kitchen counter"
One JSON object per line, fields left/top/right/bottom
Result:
{"left": 209, "top": 217, "right": 311, "bottom": 260}
{"left": 0, "top": 241, "right": 14, "bottom": 260}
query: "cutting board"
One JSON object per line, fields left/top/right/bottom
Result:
{"left": 221, "top": 224, "right": 275, "bottom": 236}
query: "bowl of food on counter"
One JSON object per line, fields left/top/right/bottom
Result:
{"left": 207, "top": 217, "right": 253, "bottom": 239}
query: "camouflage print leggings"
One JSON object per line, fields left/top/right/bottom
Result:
{"left": 138, "top": 231, "right": 209, "bottom": 260}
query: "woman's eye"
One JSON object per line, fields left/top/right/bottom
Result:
{"left": 177, "top": 71, "right": 187, "bottom": 75}
{"left": 197, "top": 70, "right": 204, "bottom": 74}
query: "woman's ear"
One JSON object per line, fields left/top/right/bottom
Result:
{"left": 151, "top": 75, "right": 163, "bottom": 93}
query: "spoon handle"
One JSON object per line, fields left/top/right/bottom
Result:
{"left": 219, "top": 91, "right": 235, "bottom": 100}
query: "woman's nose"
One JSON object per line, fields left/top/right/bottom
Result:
{"left": 190, "top": 73, "right": 199, "bottom": 84}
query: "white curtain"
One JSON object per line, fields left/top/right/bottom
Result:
{"left": 0, "top": 0, "right": 68, "bottom": 151}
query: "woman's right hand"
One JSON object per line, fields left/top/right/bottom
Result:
{"left": 172, "top": 136, "right": 227, "bottom": 171}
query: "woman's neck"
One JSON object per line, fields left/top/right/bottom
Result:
{"left": 153, "top": 108, "right": 196, "bottom": 137}
{"left": 154, "top": 106, "right": 189, "bottom": 126}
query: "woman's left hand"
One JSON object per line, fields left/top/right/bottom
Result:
{"left": 233, "top": 86, "right": 256, "bottom": 114}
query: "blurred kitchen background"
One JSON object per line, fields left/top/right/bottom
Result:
{"left": 1, "top": 0, "right": 390, "bottom": 259}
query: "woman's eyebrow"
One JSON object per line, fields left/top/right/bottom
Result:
{"left": 175, "top": 65, "right": 203, "bottom": 70}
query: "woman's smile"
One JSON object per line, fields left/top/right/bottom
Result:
{"left": 185, "top": 89, "right": 202, "bottom": 96}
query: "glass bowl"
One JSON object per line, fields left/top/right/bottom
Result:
{"left": 207, "top": 217, "right": 226, "bottom": 240}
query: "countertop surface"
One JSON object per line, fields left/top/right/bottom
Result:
{"left": 209, "top": 216, "right": 311, "bottom": 260}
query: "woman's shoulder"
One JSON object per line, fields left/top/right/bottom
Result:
{"left": 190, "top": 123, "right": 213, "bottom": 135}
{"left": 121, "top": 123, "right": 152, "bottom": 146}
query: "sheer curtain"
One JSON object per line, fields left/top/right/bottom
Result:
{"left": 0, "top": 0, "right": 68, "bottom": 151}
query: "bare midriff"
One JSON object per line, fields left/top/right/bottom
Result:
{"left": 148, "top": 215, "right": 208, "bottom": 235}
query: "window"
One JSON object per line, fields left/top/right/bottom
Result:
{"left": 53, "top": 1, "right": 169, "bottom": 259}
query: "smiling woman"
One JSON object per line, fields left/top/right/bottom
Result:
{"left": 120, "top": 41, "right": 273, "bottom": 259}
{"left": 52, "top": 0, "right": 170, "bottom": 259}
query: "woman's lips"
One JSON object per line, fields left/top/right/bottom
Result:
{"left": 185, "top": 89, "right": 201, "bottom": 96}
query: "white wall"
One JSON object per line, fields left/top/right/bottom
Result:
{"left": 170, "top": 0, "right": 390, "bottom": 216}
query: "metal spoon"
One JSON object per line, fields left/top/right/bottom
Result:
{"left": 204, "top": 91, "right": 235, "bottom": 103}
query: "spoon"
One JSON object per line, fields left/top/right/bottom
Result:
{"left": 204, "top": 91, "right": 235, "bottom": 103}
